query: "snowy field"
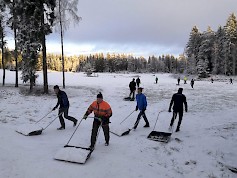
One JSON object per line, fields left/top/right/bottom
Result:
{"left": 0, "top": 69, "right": 237, "bottom": 178}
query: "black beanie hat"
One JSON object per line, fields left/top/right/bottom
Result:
{"left": 97, "top": 92, "right": 103, "bottom": 99}
{"left": 178, "top": 88, "right": 183, "bottom": 93}
{"left": 53, "top": 85, "right": 59, "bottom": 89}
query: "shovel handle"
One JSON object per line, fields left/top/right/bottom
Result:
{"left": 120, "top": 110, "right": 136, "bottom": 124}
{"left": 65, "top": 117, "right": 84, "bottom": 146}
{"left": 35, "top": 110, "right": 53, "bottom": 124}
{"left": 152, "top": 110, "right": 165, "bottom": 131}
{"left": 43, "top": 112, "right": 63, "bottom": 130}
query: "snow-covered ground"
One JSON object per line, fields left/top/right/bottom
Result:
{"left": 0, "top": 70, "right": 237, "bottom": 178}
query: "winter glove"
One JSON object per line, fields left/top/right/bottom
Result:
{"left": 135, "top": 106, "right": 138, "bottom": 111}
{"left": 142, "top": 108, "right": 146, "bottom": 112}
{"left": 102, "top": 117, "right": 110, "bottom": 125}
{"left": 96, "top": 117, "right": 102, "bottom": 122}
{"left": 82, "top": 115, "right": 87, "bottom": 120}
{"left": 185, "top": 108, "right": 188, "bottom": 112}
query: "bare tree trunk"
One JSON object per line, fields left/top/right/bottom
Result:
{"left": 1, "top": 32, "right": 5, "bottom": 86}
{"left": 13, "top": 0, "right": 18, "bottom": 87}
{"left": 59, "top": 0, "right": 65, "bottom": 88}
{"left": 41, "top": 3, "right": 48, "bottom": 93}
{"left": 232, "top": 44, "right": 236, "bottom": 75}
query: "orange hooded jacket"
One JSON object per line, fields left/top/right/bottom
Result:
{"left": 86, "top": 100, "right": 112, "bottom": 119}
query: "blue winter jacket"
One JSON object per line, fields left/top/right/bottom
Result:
{"left": 136, "top": 93, "right": 147, "bottom": 111}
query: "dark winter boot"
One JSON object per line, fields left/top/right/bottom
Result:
{"left": 105, "top": 142, "right": 109, "bottom": 146}
{"left": 143, "top": 123, "right": 150, "bottom": 127}
{"left": 89, "top": 144, "right": 94, "bottom": 150}
{"left": 57, "top": 126, "right": 65, "bottom": 130}
{"left": 175, "top": 127, "right": 180, "bottom": 132}
{"left": 73, "top": 120, "right": 77, "bottom": 127}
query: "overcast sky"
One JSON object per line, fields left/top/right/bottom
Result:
{"left": 7, "top": 0, "right": 237, "bottom": 58}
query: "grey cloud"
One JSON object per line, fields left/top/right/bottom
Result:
{"left": 47, "top": 0, "right": 237, "bottom": 56}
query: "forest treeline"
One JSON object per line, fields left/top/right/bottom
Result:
{"left": 0, "top": 51, "right": 187, "bottom": 73}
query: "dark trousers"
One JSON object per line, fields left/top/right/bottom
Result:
{"left": 134, "top": 110, "right": 149, "bottom": 129}
{"left": 91, "top": 120, "right": 109, "bottom": 147}
{"left": 129, "top": 90, "right": 135, "bottom": 99}
{"left": 170, "top": 111, "right": 183, "bottom": 129}
{"left": 58, "top": 108, "right": 77, "bottom": 128}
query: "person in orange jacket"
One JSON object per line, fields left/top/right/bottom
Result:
{"left": 83, "top": 92, "right": 112, "bottom": 149}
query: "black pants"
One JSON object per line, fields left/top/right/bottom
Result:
{"left": 134, "top": 110, "right": 149, "bottom": 129}
{"left": 91, "top": 119, "right": 109, "bottom": 147}
{"left": 170, "top": 111, "right": 183, "bottom": 129}
{"left": 58, "top": 108, "right": 77, "bottom": 128}
{"left": 129, "top": 90, "right": 135, "bottom": 99}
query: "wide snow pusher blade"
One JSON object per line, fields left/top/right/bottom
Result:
{"left": 15, "top": 124, "right": 43, "bottom": 136}
{"left": 110, "top": 127, "right": 131, "bottom": 137}
{"left": 15, "top": 111, "right": 61, "bottom": 136}
{"left": 54, "top": 145, "right": 93, "bottom": 164}
{"left": 147, "top": 110, "right": 172, "bottom": 143}
{"left": 147, "top": 131, "right": 172, "bottom": 143}
{"left": 54, "top": 118, "right": 101, "bottom": 164}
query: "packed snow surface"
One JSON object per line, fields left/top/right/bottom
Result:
{"left": 0, "top": 70, "right": 237, "bottom": 178}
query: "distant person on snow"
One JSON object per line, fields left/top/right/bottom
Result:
{"left": 211, "top": 78, "right": 214, "bottom": 83}
{"left": 133, "top": 87, "right": 150, "bottom": 129}
{"left": 230, "top": 78, "right": 233, "bottom": 84}
{"left": 52, "top": 85, "right": 77, "bottom": 130}
{"left": 136, "top": 77, "right": 141, "bottom": 87}
{"left": 83, "top": 92, "right": 112, "bottom": 149}
{"left": 177, "top": 77, "right": 180, "bottom": 85}
{"left": 168, "top": 88, "right": 188, "bottom": 132}
{"left": 190, "top": 79, "right": 194, "bottom": 89}
{"left": 155, "top": 76, "right": 158, "bottom": 84}
{"left": 129, "top": 78, "right": 136, "bottom": 100}
{"left": 184, "top": 76, "right": 187, "bottom": 84}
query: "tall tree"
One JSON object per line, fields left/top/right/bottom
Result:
{"left": 224, "top": 13, "right": 237, "bottom": 75}
{"left": 15, "top": 0, "right": 55, "bottom": 92}
{"left": 40, "top": 0, "right": 56, "bottom": 93}
{"left": 54, "top": 0, "right": 81, "bottom": 88}
{"left": 0, "top": 1, "right": 6, "bottom": 86}
{"left": 185, "top": 26, "right": 202, "bottom": 74}
{"left": 4, "top": 0, "right": 20, "bottom": 87}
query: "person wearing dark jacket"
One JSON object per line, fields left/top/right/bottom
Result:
{"left": 168, "top": 88, "right": 188, "bottom": 132}
{"left": 129, "top": 78, "right": 136, "bottom": 100}
{"left": 83, "top": 93, "right": 112, "bottom": 149}
{"left": 52, "top": 85, "right": 77, "bottom": 130}
{"left": 133, "top": 87, "right": 149, "bottom": 129}
{"left": 177, "top": 77, "right": 180, "bottom": 85}
{"left": 190, "top": 79, "right": 194, "bottom": 89}
{"left": 136, "top": 77, "right": 141, "bottom": 87}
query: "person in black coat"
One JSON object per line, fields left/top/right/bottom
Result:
{"left": 136, "top": 77, "right": 141, "bottom": 87}
{"left": 52, "top": 85, "right": 77, "bottom": 130}
{"left": 129, "top": 78, "right": 136, "bottom": 100}
{"left": 177, "top": 77, "right": 180, "bottom": 85}
{"left": 190, "top": 79, "right": 194, "bottom": 89}
{"left": 168, "top": 88, "right": 188, "bottom": 132}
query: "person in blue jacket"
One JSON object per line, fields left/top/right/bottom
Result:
{"left": 52, "top": 85, "right": 77, "bottom": 130}
{"left": 133, "top": 87, "right": 150, "bottom": 129}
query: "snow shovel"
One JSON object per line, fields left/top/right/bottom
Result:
{"left": 16, "top": 112, "right": 62, "bottom": 136}
{"left": 54, "top": 117, "right": 102, "bottom": 164}
{"left": 110, "top": 110, "right": 136, "bottom": 137}
{"left": 147, "top": 110, "right": 172, "bottom": 143}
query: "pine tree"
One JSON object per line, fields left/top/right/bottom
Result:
{"left": 224, "top": 13, "right": 237, "bottom": 75}
{"left": 185, "top": 26, "right": 202, "bottom": 74}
